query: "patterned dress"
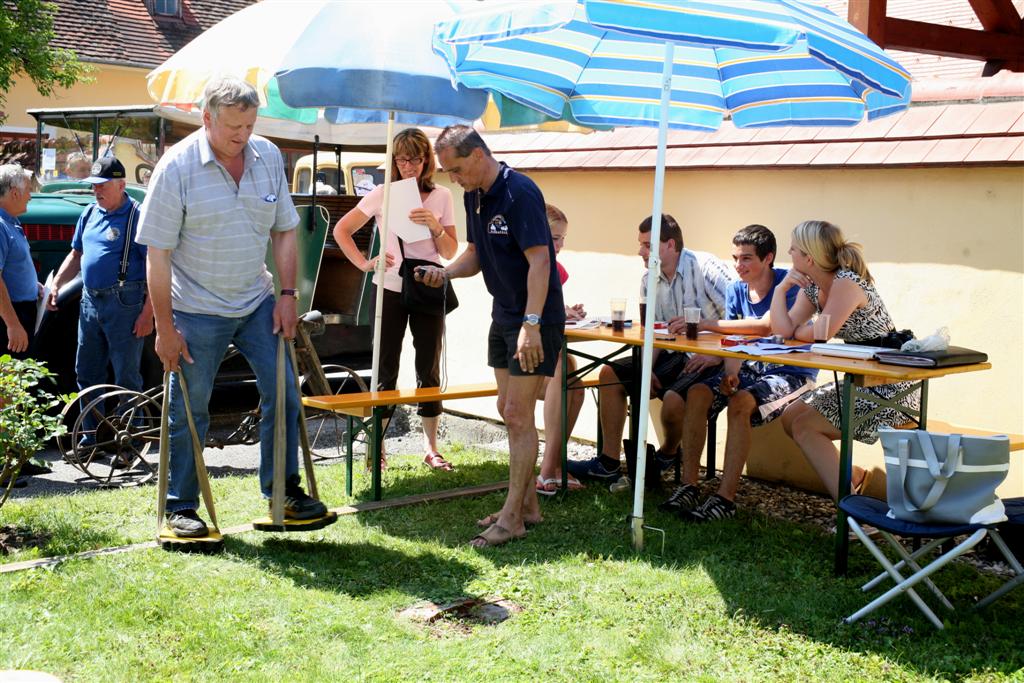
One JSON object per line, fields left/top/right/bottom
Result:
{"left": 801, "top": 270, "right": 920, "bottom": 444}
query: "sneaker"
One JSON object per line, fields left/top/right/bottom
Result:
{"left": 281, "top": 477, "right": 328, "bottom": 520}
{"left": 653, "top": 447, "right": 681, "bottom": 474}
{"left": 165, "top": 509, "right": 209, "bottom": 537}
{"left": 658, "top": 483, "right": 701, "bottom": 513}
{"left": 679, "top": 494, "right": 736, "bottom": 523}
{"left": 567, "top": 455, "right": 621, "bottom": 482}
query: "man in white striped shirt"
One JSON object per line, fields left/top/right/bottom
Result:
{"left": 137, "top": 77, "right": 326, "bottom": 539}
{"left": 568, "top": 213, "right": 734, "bottom": 489}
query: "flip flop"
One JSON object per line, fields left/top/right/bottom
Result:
{"left": 536, "top": 475, "right": 559, "bottom": 496}
{"left": 476, "top": 512, "right": 543, "bottom": 529}
{"left": 536, "top": 474, "right": 585, "bottom": 496}
{"left": 469, "top": 523, "right": 526, "bottom": 548}
{"left": 423, "top": 452, "right": 454, "bottom": 471}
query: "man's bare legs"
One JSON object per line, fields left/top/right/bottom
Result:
{"left": 597, "top": 363, "right": 627, "bottom": 460}
{"left": 472, "top": 369, "right": 546, "bottom": 545}
{"left": 678, "top": 385, "right": 714, "bottom": 486}
{"left": 659, "top": 389, "right": 687, "bottom": 457}
{"left": 538, "top": 355, "right": 584, "bottom": 484}
{"left": 717, "top": 390, "right": 756, "bottom": 502}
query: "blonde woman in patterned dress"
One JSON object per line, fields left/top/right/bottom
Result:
{"left": 770, "top": 220, "right": 919, "bottom": 501}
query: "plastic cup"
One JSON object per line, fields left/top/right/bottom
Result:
{"left": 639, "top": 302, "right": 647, "bottom": 328}
{"left": 814, "top": 313, "right": 831, "bottom": 343}
{"left": 610, "top": 298, "right": 627, "bottom": 332}
{"left": 683, "top": 306, "right": 701, "bottom": 340}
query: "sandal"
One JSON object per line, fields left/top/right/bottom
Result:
{"left": 470, "top": 523, "right": 526, "bottom": 548}
{"left": 423, "top": 451, "right": 454, "bottom": 471}
{"left": 536, "top": 474, "right": 584, "bottom": 496}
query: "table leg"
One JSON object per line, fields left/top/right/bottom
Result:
{"left": 918, "top": 380, "right": 929, "bottom": 430}
{"left": 560, "top": 334, "right": 569, "bottom": 498}
{"left": 834, "top": 373, "right": 855, "bottom": 575}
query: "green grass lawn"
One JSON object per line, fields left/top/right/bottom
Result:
{"left": 1, "top": 447, "right": 1022, "bottom": 682}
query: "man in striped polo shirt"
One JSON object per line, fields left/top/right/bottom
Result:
{"left": 137, "top": 77, "right": 326, "bottom": 539}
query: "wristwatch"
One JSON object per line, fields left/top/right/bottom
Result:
{"left": 522, "top": 314, "right": 541, "bottom": 327}
{"left": 280, "top": 288, "right": 298, "bottom": 297}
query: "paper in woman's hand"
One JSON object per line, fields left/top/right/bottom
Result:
{"left": 385, "top": 177, "right": 431, "bottom": 242}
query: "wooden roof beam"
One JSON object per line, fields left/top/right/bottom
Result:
{"left": 848, "top": 0, "right": 887, "bottom": 46}
{"left": 967, "top": 0, "right": 1023, "bottom": 34}
{"left": 885, "top": 17, "right": 1024, "bottom": 67}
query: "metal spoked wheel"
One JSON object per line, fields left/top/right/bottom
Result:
{"left": 300, "top": 364, "right": 368, "bottom": 460}
{"left": 70, "top": 388, "right": 163, "bottom": 487}
{"left": 57, "top": 384, "right": 125, "bottom": 467}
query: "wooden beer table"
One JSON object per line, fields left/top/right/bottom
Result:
{"left": 560, "top": 326, "right": 992, "bottom": 574}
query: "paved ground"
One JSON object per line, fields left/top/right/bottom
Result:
{"left": 9, "top": 406, "right": 594, "bottom": 500}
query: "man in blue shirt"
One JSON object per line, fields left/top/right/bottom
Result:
{"left": 420, "top": 125, "right": 564, "bottom": 548}
{"left": 48, "top": 157, "right": 154, "bottom": 449}
{"left": 661, "top": 224, "right": 818, "bottom": 521}
{"left": 0, "top": 164, "right": 40, "bottom": 358}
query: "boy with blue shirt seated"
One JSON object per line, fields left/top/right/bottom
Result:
{"left": 660, "top": 224, "right": 818, "bottom": 521}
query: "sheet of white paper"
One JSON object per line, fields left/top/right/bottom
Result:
{"left": 564, "top": 318, "right": 601, "bottom": 330}
{"left": 384, "top": 177, "right": 431, "bottom": 242}
{"left": 35, "top": 271, "right": 53, "bottom": 334}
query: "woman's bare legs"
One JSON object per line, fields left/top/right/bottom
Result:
{"left": 538, "top": 355, "right": 584, "bottom": 487}
{"left": 781, "top": 400, "right": 866, "bottom": 501}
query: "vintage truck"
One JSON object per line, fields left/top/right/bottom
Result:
{"left": 21, "top": 105, "right": 382, "bottom": 394}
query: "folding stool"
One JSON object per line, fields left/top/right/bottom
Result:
{"left": 838, "top": 495, "right": 1014, "bottom": 629}
{"left": 976, "top": 497, "right": 1024, "bottom": 609}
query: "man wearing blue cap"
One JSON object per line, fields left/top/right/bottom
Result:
{"left": 48, "top": 156, "right": 153, "bottom": 449}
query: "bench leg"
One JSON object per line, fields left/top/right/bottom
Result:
{"left": 346, "top": 415, "right": 354, "bottom": 497}
{"left": 371, "top": 408, "right": 383, "bottom": 502}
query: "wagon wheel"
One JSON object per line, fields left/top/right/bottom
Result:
{"left": 71, "top": 389, "right": 162, "bottom": 487}
{"left": 57, "top": 384, "right": 125, "bottom": 469}
{"left": 300, "top": 364, "right": 368, "bottom": 460}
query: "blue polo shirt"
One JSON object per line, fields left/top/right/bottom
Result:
{"left": 0, "top": 207, "right": 38, "bottom": 303}
{"left": 465, "top": 163, "right": 564, "bottom": 327}
{"left": 71, "top": 195, "right": 147, "bottom": 289}
{"left": 727, "top": 267, "right": 816, "bottom": 381}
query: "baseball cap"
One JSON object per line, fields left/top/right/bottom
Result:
{"left": 83, "top": 157, "right": 126, "bottom": 184}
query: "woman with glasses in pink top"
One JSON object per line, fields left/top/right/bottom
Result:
{"left": 333, "top": 128, "right": 458, "bottom": 471}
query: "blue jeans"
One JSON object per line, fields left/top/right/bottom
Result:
{"left": 166, "top": 296, "right": 299, "bottom": 513}
{"left": 77, "top": 281, "right": 147, "bottom": 439}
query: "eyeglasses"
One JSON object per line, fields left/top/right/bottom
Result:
{"left": 394, "top": 156, "right": 423, "bottom": 166}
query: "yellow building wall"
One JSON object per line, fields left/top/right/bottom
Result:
{"left": 2, "top": 65, "right": 149, "bottom": 133}
{"left": 412, "top": 165, "right": 1023, "bottom": 497}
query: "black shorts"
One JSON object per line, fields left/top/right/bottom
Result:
{"left": 488, "top": 322, "right": 563, "bottom": 377}
{"left": 609, "top": 351, "right": 719, "bottom": 400}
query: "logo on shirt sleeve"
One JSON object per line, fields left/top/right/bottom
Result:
{"left": 488, "top": 214, "right": 509, "bottom": 235}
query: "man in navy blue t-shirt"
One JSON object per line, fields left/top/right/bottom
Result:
{"left": 419, "top": 125, "right": 564, "bottom": 548}
{"left": 660, "top": 224, "right": 818, "bottom": 522}
{"left": 48, "top": 157, "right": 153, "bottom": 449}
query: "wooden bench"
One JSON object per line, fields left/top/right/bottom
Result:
{"left": 304, "top": 375, "right": 603, "bottom": 500}
{"left": 897, "top": 420, "right": 1024, "bottom": 451}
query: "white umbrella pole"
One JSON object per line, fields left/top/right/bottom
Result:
{"left": 370, "top": 111, "right": 397, "bottom": 392}
{"left": 631, "top": 41, "right": 674, "bottom": 552}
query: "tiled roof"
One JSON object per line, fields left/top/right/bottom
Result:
{"left": 46, "top": 0, "right": 255, "bottom": 69}
{"left": 482, "top": 100, "right": 1024, "bottom": 170}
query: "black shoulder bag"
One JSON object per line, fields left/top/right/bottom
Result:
{"left": 396, "top": 237, "right": 458, "bottom": 316}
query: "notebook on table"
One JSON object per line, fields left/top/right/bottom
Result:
{"left": 809, "top": 343, "right": 889, "bottom": 360}
{"left": 874, "top": 346, "right": 988, "bottom": 368}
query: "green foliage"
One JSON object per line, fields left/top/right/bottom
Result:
{"left": 0, "top": 0, "right": 92, "bottom": 124}
{"left": 0, "top": 354, "right": 67, "bottom": 508}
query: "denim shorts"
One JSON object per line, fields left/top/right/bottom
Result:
{"left": 487, "top": 321, "right": 563, "bottom": 377}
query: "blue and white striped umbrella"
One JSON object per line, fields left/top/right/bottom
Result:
{"left": 433, "top": 0, "right": 911, "bottom": 549}
{"left": 433, "top": 0, "right": 911, "bottom": 131}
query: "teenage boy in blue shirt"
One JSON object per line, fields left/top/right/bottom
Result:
{"left": 661, "top": 224, "right": 818, "bottom": 521}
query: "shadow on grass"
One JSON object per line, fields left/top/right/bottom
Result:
{"left": 359, "top": 475, "right": 1024, "bottom": 679}
{"left": 226, "top": 536, "right": 478, "bottom": 603}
